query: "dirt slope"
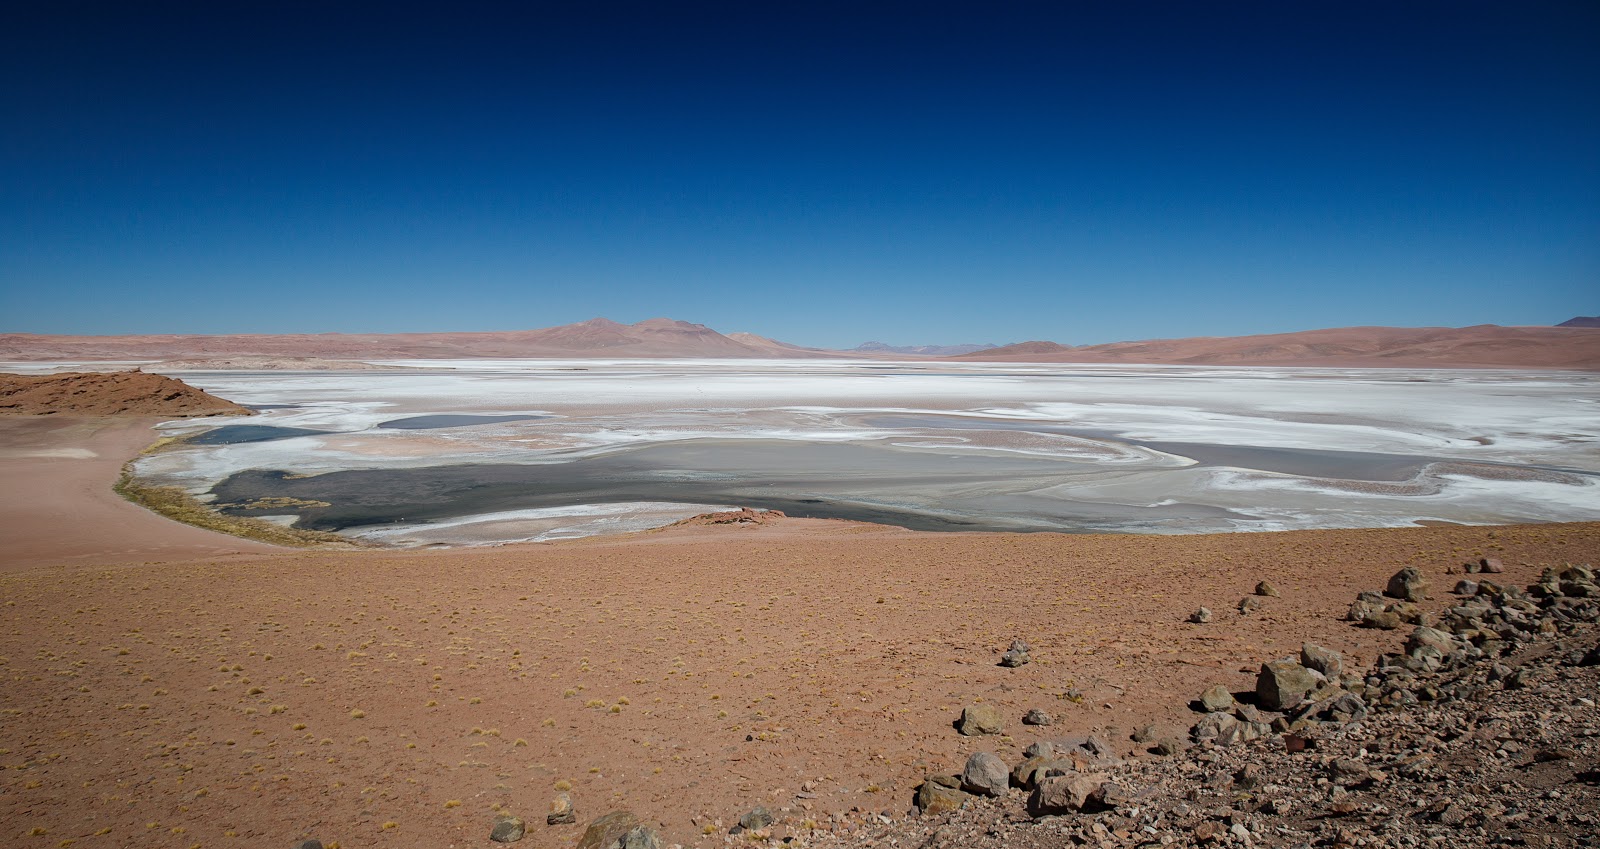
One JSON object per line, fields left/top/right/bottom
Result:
{"left": 0, "top": 370, "right": 252, "bottom": 416}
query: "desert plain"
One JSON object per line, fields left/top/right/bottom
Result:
{"left": 1, "top": 359, "right": 1598, "bottom": 849}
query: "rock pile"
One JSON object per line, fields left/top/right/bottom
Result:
{"left": 809, "top": 562, "right": 1600, "bottom": 849}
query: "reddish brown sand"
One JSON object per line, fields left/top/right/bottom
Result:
{"left": 1, "top": 419, "right": 1597, "bottom": 849}
{"left": 0, "top": 372, "right": 252, "bottom": 417}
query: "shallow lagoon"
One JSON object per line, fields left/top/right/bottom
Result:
{"left": 94, "top": 359, "right": 1600, "bottom": 545}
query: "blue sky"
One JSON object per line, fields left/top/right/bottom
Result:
{"left": 2, "top": 2, "right": 1596, "bottom": 348}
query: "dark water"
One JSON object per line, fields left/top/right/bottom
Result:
{"left": 209, "top": 438, "right": 1244, "bottom": 534}
{"left": 377, "top": 414, "right": 550, "bottom": 429}
{"left": 186, "top": 425, "right": 328, "bottom": 445}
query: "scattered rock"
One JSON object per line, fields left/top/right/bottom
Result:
{"left": 1189, "top": 606, "right": 1213, "bottom": 624}
{"left": 1021, "top": 708, "right": 1053, "bottom": 726}
{"left": 1480, "top": 557, "right": 1505, "bottom": 573}
{"left": 957, "top": 703, "right": 1004, "bottom": 736}
{"left": 1300, "top": 642, "right": 1343, "bottom": 678}
{"left": 295, "top": 841, "right": 324, "bottom": 849}
{"left": 1453, "top": 579, "right": 1480, "bottom": 596}
{"left": 1256, "top": 658, "right": 1318, "bottom": 711}
{"left": 490, "top": 816, "right": 527, "bottom": 843}
{"left": 618, "top": 825, "right": 662, "bottom": 849}
{"left": 548, "top": 792, "right": 575, "bottom": 825}
{"left": 1238, "top": 596, "right": 1263, "bottom": 614}
{"left": 1130, "top": 724, "right": 1157, "bottom": 743}
{"left": 1255, "top": 580, "right": 1280, "bottom": 597}
{"left": 1385, "top": 566, "right": 1430, "bottom": 602}
{"left": 999, "top": 645, "right": 1030, "bottom": 667}
{"left": 1153, "top": 737, "right": 1188, "bottom": 756}
{"left": 1199, "top": 684, "right": 1235, "bottom": 713}
{"left": 737, "top": 806, "right": 773, "bottom": 832}
{"left": 961, "top": 752, "right": 1010, "bottom": 797}
{"left": 575, "top": 811, "right": 639, "bottom": 849}
{"left": 1027, "top": 772, "right": 1105, "bottom": 817}
{"left": 914, "top": 775, "right": 965, "bottom": 815}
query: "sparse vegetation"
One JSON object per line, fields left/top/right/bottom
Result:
{"left": 113, "top": 462, "right": 359, "bottom": 548}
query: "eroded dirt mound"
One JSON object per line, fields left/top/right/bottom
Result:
{"left": 669, "top": 507, "right": 787, "bottom": 527}
{"left": 0, "top": 370, "right": 252, "bottom": 416}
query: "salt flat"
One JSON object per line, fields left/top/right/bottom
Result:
{"left": 23, "top": 359, "right": 1591, "bottom": 544}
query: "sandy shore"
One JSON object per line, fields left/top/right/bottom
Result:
{"left": 1, "top": 418, "right": 1596, "bottom": 848}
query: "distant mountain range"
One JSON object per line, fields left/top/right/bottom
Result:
{"left": 852, "top": 341, "right": 999, "bottom": 357}
{"left": 1557, "top": 316, "right": 1600, "bottom": 328}
{"left": 3, "top": 317, "right": 1597, "bottom": 369}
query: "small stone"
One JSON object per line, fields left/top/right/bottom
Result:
{"left": 1022, "top": 708, "right": 1053, "bottom": 726}
{"left": 738, "top": 806, "right": 773, "bottom": 831}
{"left": 1480, "top": 557, "right": 1504, "bottom": 573}
{"left": 548, "top": 792, "right": 576, "bottom": 825}
{"left": 1255, "top": 581, "right": 1280, "bottom": 597}
{"left": 1453, "top": 579, "right": 1479, "bottom": 596}
{"left": 1131, "top": 724, "right": 1157, "bottom": 743}
{"left": 1385, "top": 566, "right": 1430, "bottom": 602}
{"left": 1238, "top": 596, "right": 1263, "bottom": 614}
{"left": 999, "top": 647, "right": 1030, "bottom": 668}
{"left": 1194, "top": 821, "right": 1226, "bottom": 842}
{"left": 295, "top": 842, "right": 324, "bottom": 849}
{"left": 490, "top": 816, "right": 527, "bottom": 843}
{"left": 960, "top": 752, "right": 1010, "bottom": 797}
{"left": 957, "top": 704, "right": 1004, "bottom": 736}
{"left": 1199, "top": 684, "right": 1235, "bottom": 713}
{"left": 576, "top": 811, "right": 639, "bottom": 849}
{"left": 1189, "top": 606, "right": 1213, "bottom": 624}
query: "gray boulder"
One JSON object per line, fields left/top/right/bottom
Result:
{"left": 1027, "top": 772, "right": 1106, "bottom": 817}
{"left": 960, "top": 752, "right": 1010, "bottom": 797}
{"left": 1256, "top": 659, "right": 1318, "bottom": 710}
{"left": 1300, "top": 643, "right": 1343, "bottom": 678}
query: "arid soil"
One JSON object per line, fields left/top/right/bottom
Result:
{"left": 0, "top": 371, "right": 253, "bottom": 417}
{"left": 1, "top": 419, "right": 1597, "bottom": 848}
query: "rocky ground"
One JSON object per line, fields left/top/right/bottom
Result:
{"left": 781, "top": 562, "right": 1600, "bottom": 849}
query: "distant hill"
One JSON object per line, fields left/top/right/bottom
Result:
{"left": 1557, "top": 316, "right": 1600, "bottom": 328}
{"left": 4, "top": 320, "right": 1596, "bottom": 368}
{"left": 948, "top": 325, "right": 1600, "bottom": 369}
{"left": 852, "top": 341, "right": 999, "bottom": 357}
{"left": 0, "top": 370, "right": 252, "bottom": 416}
{"left": 949, "top": 341, "right": 1073, "bottom": 358}
{"left": 0, "top": 318, "right": 843, "bottom": 361}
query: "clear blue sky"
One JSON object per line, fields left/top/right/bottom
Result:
{"left": 3, "top": 1, "right": 1596, "bottom": 348}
